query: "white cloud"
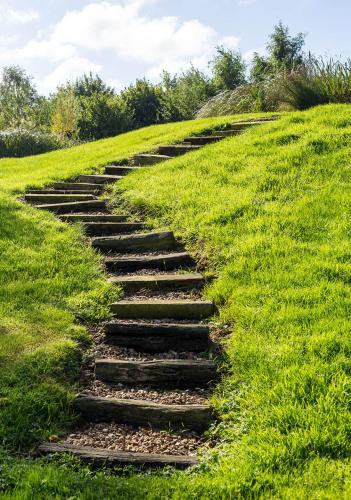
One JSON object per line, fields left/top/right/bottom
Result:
{"left": 106, "top": 77, "right": 124, "bottom": 92}
{"left": 0, "top": 40, "right": 77, "bottom": 67}
{"left": 51, "top": 2, "right": 217, "bottom": 65}
{"left": 37, "top": 56, "right": 102, "bottom": 95}
{"left": 0, "top": 7, "right": 39, "bottom": 24}
{"left": 50, "top": 1, "right": 222, "bottom": 77}
{"left": 0, "top": 0, "right": 242, "bottom": 93}
{"left": 218, "top": 36, "right": 240, "bottom": 50}
{"left": 0, "top": 34, "right": 18, "bottom": 45}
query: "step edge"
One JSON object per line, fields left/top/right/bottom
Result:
{"left": 38, "top": 443, "right": 198, "bottom": 465}
{"left": 75, "top": 394, "right": 211, "bottom": 411}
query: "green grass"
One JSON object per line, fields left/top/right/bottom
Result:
{"left": 0, "top": 115, "right": 259, "bottom": 193}
{"left": 3, "top": 106, "right": 351, "bottom": 498}
{"left": 0, "top": 113, "right": 269, "bottom": 497}
{"left": 113, "top": 104, "right": 351, "bottom": 497}
{"left": 0, "top": 115, "right": 252, "bottom": 444}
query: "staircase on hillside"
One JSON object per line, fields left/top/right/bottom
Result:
{"left": 24, "top": 118, "right": 276, "bottom": 469}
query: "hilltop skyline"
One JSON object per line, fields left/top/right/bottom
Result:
{"left": 0, "top": 0, "right": 349, "bottom": 94}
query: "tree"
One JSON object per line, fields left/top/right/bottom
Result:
{"left": 250, "top": 53, "right": 272, "bottom": 83}
{"left": 268, "top": 21, "right": 305, "bottom": 71}
{"left": 119, "top": 79, "right": 165, "bottom": 129}
{"left": 78, "top": 93, "right": 127, "bottom": 140}
{"left": 163, "top": 66, "right": 212, "bottom": 119}
{"left": 73, "top": 72, "right": 114, "bottom": 98}
{"left": 0, "top": 66, "right": 38, "bottom": 128}
{"left": 51, "top": 86, "right": 80, "bottom": 139}
{"left": 211, "top": 46, "right": 246, "bottom": 91}
{"left": 250, "top": 22, "right": 306, "bottom": 82}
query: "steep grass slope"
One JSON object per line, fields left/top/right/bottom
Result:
{"left": 113, "top": 104, "right": 351, "bottom": 497}
{"left": 0, "top": 115, "right": 256, "bottom": 193}
{"left": 0, "top": 114, "right": 256, "bottom": 451}
{"left": 2, "top": 106, "right": 351, "bottom": 498}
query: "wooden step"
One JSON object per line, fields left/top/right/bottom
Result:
{"left": 133, "top": 154, "right": 171, "bottom": 165}
{"left": 215, "top": 121, "right": 271, "bottom": 138}
{"left": 109, "top": 273, "right": 204, "bottom": 292}
{"left": 74, "top": 395, "right": 211, "bottom": 432}
{"left": 105, "top": 321, "right": 210, "bottom": 352}
{"left": 54, "top": 182, "right": 103, "bottom": 192}
{"left": 216, "top": 123, "right": 266, "bottom": 137}
{"left": 25, "top": 193, "right": 96, "bottom": 204}
{"left": 27, "top": 189, "right": 100, "bottom": 195}
{"left": 215, "top": 130, "right": 241, "bottom": 137}
{"left": 104, "top": 165, "right": 142, "bottom": 175}
{"left": 60, "top": 214, "right": 128, "bottom": 223}
{"left": 83, "top": 222, "right": 145, "bottom": 236}
{"left": 158, "top": 145, "right": 201, "bottom": 157}
{"left": 110, "top": 299, "right": 214, "bottom": 320}
{"left": 38, "top": 443, "right": 197, "bottom": 469}
{"left": 229, "top": 121, "right": 266, "bottom": 130}
{"left": 184, "top": 136, "right": 223, "bottom": 145}
{"left": 77, "top": 174, "right": 122, "bottom": 184}
{"left": 92, "top": 231, "right": 176, "bottom": 253}
{"left": 104, "top": 252, "right": 194, "bottom": 272}
{"left": 35, "top": 200, "right": 107, "bottom": 214}
{"left": 95, "top": 359, "right": 217, "bottom": 387}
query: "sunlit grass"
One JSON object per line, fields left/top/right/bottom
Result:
{"left": 0, "top": 114, "right": 257, "bottom": 450}
{"left": 3, "top": 106, "right": 351, "bottom": 497}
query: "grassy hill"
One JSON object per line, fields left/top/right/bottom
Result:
{"left": 2, "top": 106, "right": 351, "bottom": 498}
{"left": 0, "top": 114, "right": 247, "bottom": 451}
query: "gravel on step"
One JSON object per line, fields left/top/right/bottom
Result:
{"left": 86, "top": 328, "right": 210, "bottom": 362}
{"left": 108, "top": 268, "right": 195, "bottom": 277}
{"left": 104, "top": 246, "right": 185, "bottom": 256}
{"left": 124, "top": 290, "right": 202, "bottom": 300}
{"left": 92, "top": 342, "right": 209, "bottom": 361}
{"left": 107, "top": 318, "right": 212, "bottom": 326}
{"left": 79, "top": 379, "right": 210, "bottom": 405}
{"left": 62, "top": 422, "right": 206, "bottom": 456}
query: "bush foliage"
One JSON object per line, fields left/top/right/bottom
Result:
{"left": 0, "top": 128, "right": 71, "bottom": 158}
{"left": 1, "top": 22, "right": 351, "bottom": 153}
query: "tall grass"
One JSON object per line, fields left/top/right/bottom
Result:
{"left": 278, "top": 58, "right": 351, "bottom": 109}
{"left": 0, "top": 128, "right": 73, "bottom": 158}
{"left": 197, "top": 58, "right": 351, "bottom": 117}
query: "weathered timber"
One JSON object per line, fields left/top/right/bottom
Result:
{"left": 229, "top": 121, "right": 268, "bottom": 130}
{"left": 215, "top": 130, "right": 241, "bottom": 137}
{"left": 83, "top": 222, "right": 145, "bottom": 236}
{"left": 25, "top": 193, "right": 96, "bottom": 204}
{"left": 95, "top": 359, "right": 217, "bottom": 387}
{"left": 27, "top": 189, "right": 100, "bottom": 195}
{"left": 104, "top": 165, "right": 142, "bottom": 175}
{"left": 60, "top": 214, "right": 128, "bottom": 223}
{"left": 110, "top": 299, "right": 214, "bottom": 319}
{"left": 74, "top": 395, "right": 212, "bottom": 432}
{"left": 77, "top": 174, "right": 122, "bottom": 184}
{"left": 38, "top": 443, "right": 197, "bottom": 469}
{"left": 104, "top": 321, "right": 210, "bottom": 352}
{"left": 92, "top": 231, "right": 176, "bottom": 252}
{"left": 104, "top": 252, "right": 194, "bottom": 272}
{"left": 133, "top": 154, "right": 171, "bottom": 165}
{"left": 158, "top": 145, "right": 201, "bottom": 157}
{"left": 54, "top": 182, "right": 104, "bottom": 192}
{"left": 35, "top": 200, "right": 107, "bottom": 214}
{"left": 109, "top": 273, "right": 204, "bottom": 292}
{"left": 183, "top": 136, "right": 223, "bottom": 145}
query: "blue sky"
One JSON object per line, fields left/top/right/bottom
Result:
{"left": 0, "top": 0, "right": 349, "bottom": 94}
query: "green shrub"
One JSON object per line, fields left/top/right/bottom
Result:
{"left": 0, "top": 128, "right": 72, "bottom": 158}
{"left": 276, "top": 58, "right": 351, "bottom": 110}
{"left": 198, "top": 58, "right": 351, "bottom": 118}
